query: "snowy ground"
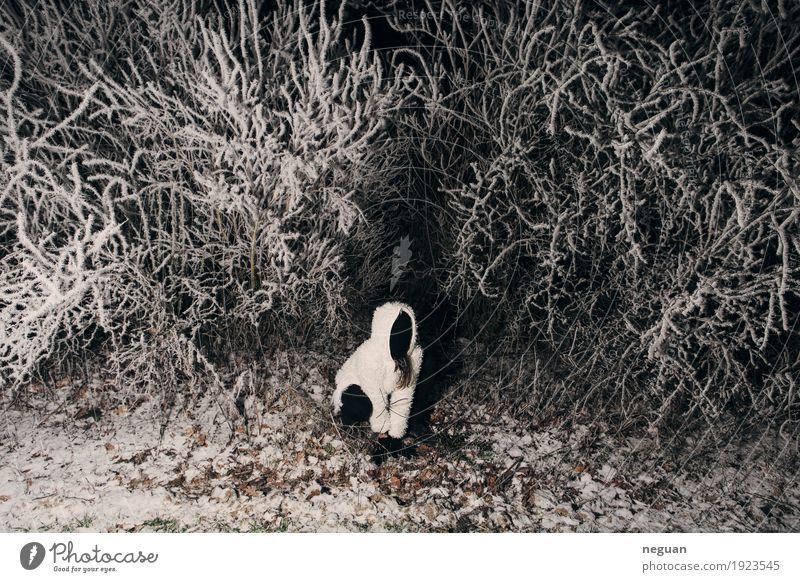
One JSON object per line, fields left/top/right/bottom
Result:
{"left": 1, "top": 356, "right": 798, "bottom": 532}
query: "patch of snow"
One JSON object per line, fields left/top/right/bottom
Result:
{"left": 1, "top": 367, "right": 797, "bottom": 532}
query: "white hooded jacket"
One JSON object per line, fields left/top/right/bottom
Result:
{"left": 333, "top": 302, "right": 423, "bottom": 438}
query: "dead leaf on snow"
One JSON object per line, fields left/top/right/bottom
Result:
{"left": 424, "top": 503, "right": 437, "bottom": 521}
{"left": 241, "top": 485, "right": 259, "bottom": 497}
{"left": 419, "top": 468, "right": 436, "bottom": 483}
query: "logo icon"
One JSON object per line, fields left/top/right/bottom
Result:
{"left": 20, "top": 542, "right": 46, "bottom": 570}
{"left": 390, "top": 235, "right": 413, "bottom": 291}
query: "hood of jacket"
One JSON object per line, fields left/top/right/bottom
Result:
{"left": 370, "top": 301, "right": 417, "bottom": 356}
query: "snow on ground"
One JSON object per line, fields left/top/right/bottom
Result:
{"left": 1, "top": 358, "right": 798, "bottom": 532}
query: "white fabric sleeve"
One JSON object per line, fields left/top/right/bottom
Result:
{"left": 388, "top": 386, "right": 415, "bottom": 438}
{"left": 331, "top": 382, "right": 345, "bottom": 414}
{"left": 333, "top": 354, "right": 357, "bottom": 414}
{"left": 369, "top": 389, "right": 391, "bottom": 434}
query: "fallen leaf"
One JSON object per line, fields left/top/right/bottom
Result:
{"left": 575, "top": 463, "right": 585, "bottom": 473}
{"left": 104, "top": 443, "right": 115, "bottom": 451}
{"left": 424, "top": 503, "right": 437, "bottom": 521}
{"left": 390, "top": 475, "right": 401, "bottom": 488}
{"left": 419, "top": 469, "right": 435, "bottom": 482}
{"left": 241, "top": 485, "right": 259, "bottom": 497}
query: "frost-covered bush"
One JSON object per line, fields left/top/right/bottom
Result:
{"left": 390, "top": 0, "right": 799, "bottom": 429}
{"left": 0, "top": 0, "right": 407, "bottom": 397}
{"left": 1, "top": 0, "right": 797, "bottom": 439}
